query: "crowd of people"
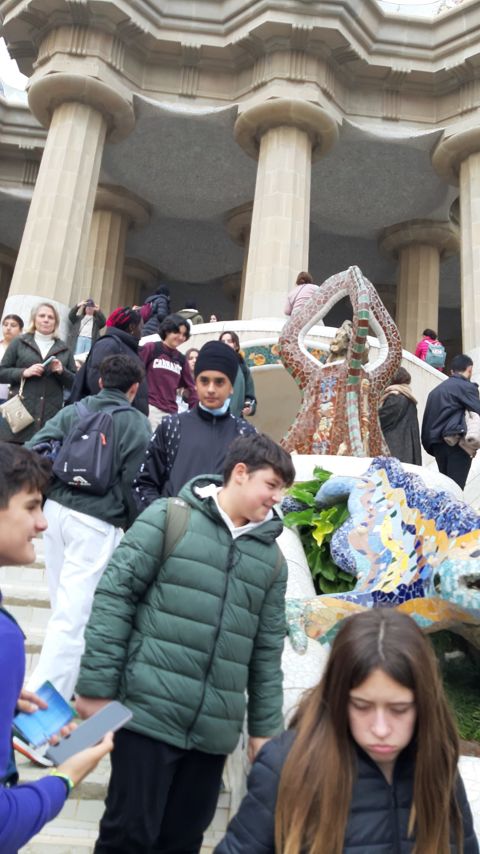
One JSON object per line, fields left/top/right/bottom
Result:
{"left": 0, "top": 282, "right": 479, "bottom": 853}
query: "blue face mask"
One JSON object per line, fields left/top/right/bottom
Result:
{"left": 199, "top": 398, "right": 231, "bottom": 416}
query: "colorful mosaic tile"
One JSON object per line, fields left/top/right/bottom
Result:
{"left": 278, "top": 266, "right": 402, "bottom": 456}
{"left": 241, "top": 342, "right": 325, "bottom": 368}
{"left": 286, "top": 457, "right": 480, "bottom": 651}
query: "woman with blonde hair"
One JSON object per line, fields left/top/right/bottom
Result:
{"left": 215, "top": 609, "right": 478, "bottom": 854}
{"left": 0, "top": 302, "right": 76, "bottom": 442}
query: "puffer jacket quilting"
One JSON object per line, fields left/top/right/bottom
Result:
{"left": 76, "top": 475, "right": 287, "bottom": 755}
{"left": 215, "top": 732, "right": 479, "bottom": 854}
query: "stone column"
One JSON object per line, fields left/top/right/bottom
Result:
{"left": 0, "top": 246, "right": 17, "bottom": 316}
{"left": 433, "top": 127, "right": 480, "bottom": 368}
{"left": 81, "top": 186, "right": 150, "bottom": 314}
{"left": 3, "top": 30, "right": 135, "bottom": 328}
{"left": 380, "top": 220, "right": 459, "bottom": 353}
{"left": 121, "top": 259, "right": 159, "bottom": 310}
{"left": 225, "top": 203, "right": 252, "bottom": 318}
{"left": 234, "top": 99, "right": 338, "bottom": 319}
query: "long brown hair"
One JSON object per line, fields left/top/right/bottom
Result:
{"left": 275, "top": 609, "right": 461, "bottom": 854}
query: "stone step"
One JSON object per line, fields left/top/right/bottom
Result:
{"left": 18, "top": 763, "right": 230, "bottom": 853}
{"left": 0, "top": 562, "right": 46, "bottom": 587}
{"left": 20, "top": 816, "right": 99, "bottom": 853}
{"left": 24, "top": 627, "right": 46, "bottom": 655}
{"left": 1, "top": 578, "right": 50, "bottom": 608}
{"left": 24, "top": 649, "right": 42, "bottom": 678}
{"left": 11, "top": 535, "right": 234, "bottom": 853}
{"left": 17, "top": 755, "right": 111, "bottom": 801}
{"left": 21, "top": 820, "right": 216, "bottom": 854}
{"left": 7, "top": 602, "right": 51, "bottom": 631}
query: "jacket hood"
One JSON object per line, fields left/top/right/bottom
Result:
{"left": 179, "top": 308, "right": 199, "bottom": 317}
{"left": 145, "top": 293, "right": 169, "bottom": 306}
{"left": 178, "top": 474, "right": 284, "bottom": 544}
{"left": 103, "top": 327, "right": 139, "bottom": 352}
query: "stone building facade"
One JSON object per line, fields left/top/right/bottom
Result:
{"left": 0, "top": 0, "right": 478, "bottom": 360}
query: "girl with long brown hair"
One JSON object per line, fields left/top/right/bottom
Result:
{"left": 215, "top": 609, "right": 478, "bottom": 854}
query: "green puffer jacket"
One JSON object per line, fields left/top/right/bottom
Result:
{"left": 76, "top": 476, "right": 288, "bottom": 755}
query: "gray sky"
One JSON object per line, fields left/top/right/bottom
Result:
{"left": 0, "top": 39, "right": 27, "bottom": 90}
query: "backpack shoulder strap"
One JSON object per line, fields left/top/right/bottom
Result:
{"left": 270, "top": 543, "right": 285, "bottom": 587}
{"left": 163, "top": 497, "right": 190, "bottom": 562}
{"left": 74, "top": 401, "right": 90, "bottom": 418}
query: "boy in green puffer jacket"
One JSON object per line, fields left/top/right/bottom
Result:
{"left": 75, "top": 433, "right": 295, "bottom": 854}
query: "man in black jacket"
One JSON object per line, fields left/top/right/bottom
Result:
{"left": 132, "top": 340, "right": 256, "bottom": 510}
{"left": 70, "top": 307, "right": 149, "bottom": 415}
{"left": 421, "top": 353, "right": 480, "bottom": 489}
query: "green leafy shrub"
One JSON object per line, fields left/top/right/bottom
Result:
{"left": 431, "top": 632, "right": 480, "bottom": 744}
{"left": 283, "top": 467, "right": 356, "bottom": 595}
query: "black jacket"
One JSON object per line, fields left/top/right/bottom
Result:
{"left": 142, "top": 293, "right": 170, "bottom": 336}
{"left": 71, "top": 327, "right": 149, "bottom": 416}
{"left": 421, "top": 374, "right": 480, "bottom": 454}
{"left": 0, "top": 334, "right": 76, "bottom": 443}
{"left": 215, "top": 731, "right": 479, "bottom": 854}
{"left": 132, "top": 404, "right": 256, "bottom": 510}
{"left": 379, "top": 392, "right": 422, "bottom": 465}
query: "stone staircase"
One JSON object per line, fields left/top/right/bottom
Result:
{"left": 5, "top": 538, "right": 480, "bottom": 852}
{"left": 1, "top": 538, "right": 236, "bottom": 853}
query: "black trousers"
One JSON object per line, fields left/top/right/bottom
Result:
{"left": 431, "top": 441, "right": 472, "bottom": 490}
{"left": 94, "top": 729, "right": 226, "bottom": 854}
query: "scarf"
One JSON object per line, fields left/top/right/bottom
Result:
{"left": 381, "top": 383, "right": 417, "bottom": 405}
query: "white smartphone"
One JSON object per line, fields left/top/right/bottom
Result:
{"left": 42, "top": 356, "right": 56, "bottom": 368}
{"left": 45, "top": 701, "right": 132, "bottom": 765}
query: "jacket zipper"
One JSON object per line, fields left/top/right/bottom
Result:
{"left": 185, "top": 539, "right": 235, "bottom": 742}
{"left": 391, "top": 782, "right": 400, "bottom": 852}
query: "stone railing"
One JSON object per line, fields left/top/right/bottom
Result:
{"left": 183, "top": 318, "right": 480, "bottom": 505}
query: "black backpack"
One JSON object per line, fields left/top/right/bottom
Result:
{"left": 52, "top": 402, "right": 131, "bottom": 495}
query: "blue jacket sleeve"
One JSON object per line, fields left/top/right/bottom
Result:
{"left": 0, "top": 614, "right": 67, "bottom": 851}
{"left": 0, "top": 777, "right": 67, "bottom": 852}
{"left": 214, "top": 734, "right": 294, "bottom": 854}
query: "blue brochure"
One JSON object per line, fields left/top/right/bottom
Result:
{"left": 13, "top": 681, "right": 74, "bottom": 747}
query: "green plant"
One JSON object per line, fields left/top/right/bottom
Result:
{"left": 283, "top": 467, "right": 356, "bottom": 595}
{"left": 431, "top": 632, "right": 480, "bottom": 744}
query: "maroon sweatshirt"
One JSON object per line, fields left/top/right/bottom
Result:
{"left": 140, "top": 342, "right": 198, "bottom": 413}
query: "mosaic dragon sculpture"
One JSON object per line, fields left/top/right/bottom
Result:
{"left": 286, "top": 458, "right": 480, "bottom": 651}
{"left": 279, "top": 266, "right": 402, "bottom": 456}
